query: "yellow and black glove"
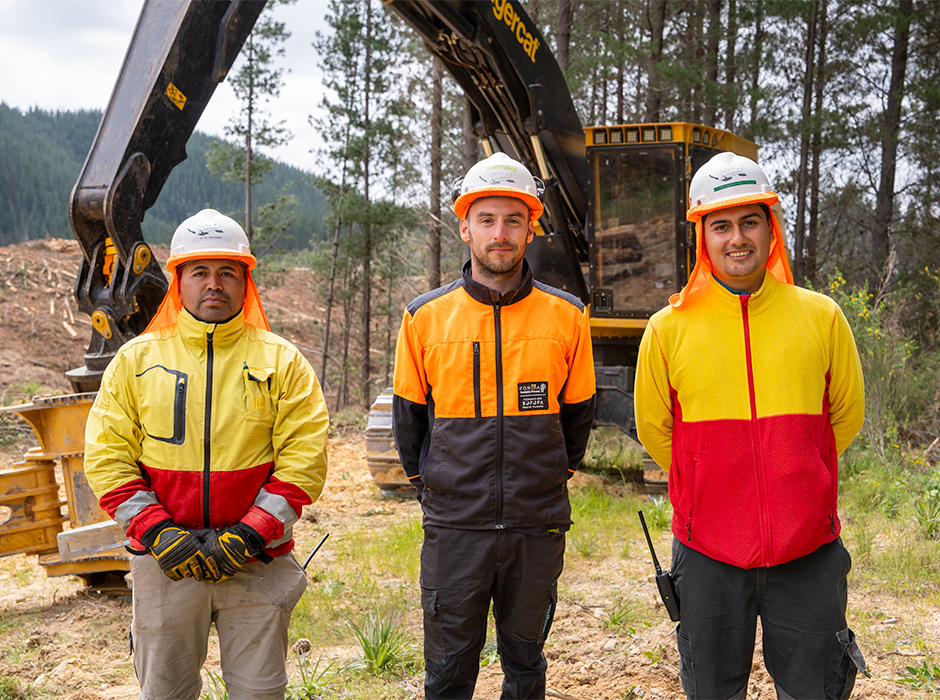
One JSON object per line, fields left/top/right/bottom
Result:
{"left": 140, "top": 521, "right": 221, "bottom": 582}
{"left": 203, "top": 523, "right": 269, "bottom": 580}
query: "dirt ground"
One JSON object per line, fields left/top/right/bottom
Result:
{"left": 0, "top": 239, "right": 935, "bottom": 699}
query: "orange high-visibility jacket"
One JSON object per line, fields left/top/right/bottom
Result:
{"left": 635, "top": 273, "right": 864, "bottom": 568}
{"left": 84, "top": 309, "right": 329, "bottom": 556}
{"left": 393, "top": 262, "right": 596, "bottom": 531}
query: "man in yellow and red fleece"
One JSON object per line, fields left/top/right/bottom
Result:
{"left": 84, "top": 209, "right": 328, "bottom": 700}
{"left": 393, "top": 152, "right": 596, "bottom": 700}
{"left": 635, "top": 152, "right": 867, "bottom": 699}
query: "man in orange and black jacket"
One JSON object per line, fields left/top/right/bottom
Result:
{"left": 393, "top": 153, "right": 596, "bottom": 700}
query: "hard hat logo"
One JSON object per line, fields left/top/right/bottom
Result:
{"left": 471, "top": 173, "right": 519, "bottom": 189}
{"left": 714, "top": 169, "right": 748, "bottom": 182}
{"left": 190, "top": 226, "right": 227, "bottom": 237}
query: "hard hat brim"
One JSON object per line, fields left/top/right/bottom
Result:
{"left": 166, "top": 250, "right": 257, "bottom": 274}
{"left": 687, "top": 191, "right": 779, "bottom": 223}
{"left": 454, "top": 188, "right": 544, "bottom": 222}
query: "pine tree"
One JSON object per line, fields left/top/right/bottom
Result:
{"left": 204, "top": 0, "right": 295, "bottom": 240}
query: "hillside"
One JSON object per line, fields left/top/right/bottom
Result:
{"left": 0, "top": 104, "right": 328, "bottom": 247}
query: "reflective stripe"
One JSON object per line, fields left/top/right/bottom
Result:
{"left": 254, "top": 489, "right": 297, "bottom": 527}
{"left": 115, "top": 490, "right": 160, "bottom": 531}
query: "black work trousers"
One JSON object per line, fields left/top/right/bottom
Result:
{"left": 420, "top": 525, "right": 565, "bottom": 700}
{"left": 671, "top": 537, "right": 865, "bottom": 700}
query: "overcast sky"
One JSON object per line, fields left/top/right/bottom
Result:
{"left": 0, "top": 0, "right": 328, "bottom": 172}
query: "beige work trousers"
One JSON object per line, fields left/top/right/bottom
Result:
{"left": 130, "top": 552, "right": 307, "bottom": 700}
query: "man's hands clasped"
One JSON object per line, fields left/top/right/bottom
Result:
{"left": 141, "top": 520, "right": 266, "bottom": 583}
{"left": 201, "top": 523, "right": 267, "bottom": 579}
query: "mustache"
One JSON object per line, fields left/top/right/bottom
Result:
{"left": 199, "top": 291, "right": 230, "bottom": 303}
{"left": 485, "top": 241, "right": 518, "bottom": 253}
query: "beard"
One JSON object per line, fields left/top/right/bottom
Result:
{"left": 470, "top": 240, "right": 525, "bottom": 278}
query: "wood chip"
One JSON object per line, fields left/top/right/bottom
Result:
{"left": 63, "top": 321, "right": 78, "bottom": 338}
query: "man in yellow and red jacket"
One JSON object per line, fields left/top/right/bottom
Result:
{"left": 635, "top": 153, "right": 866, "bottom": 699}
{"left": 84, "top": 209, "right": 328, "bottom": 700}
{"left": 393, "top": 153, "right": 596, "bottom": 700}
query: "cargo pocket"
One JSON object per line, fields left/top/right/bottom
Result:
{"left": 676, "top": 625, "right": 696, "bottom": 696}
{"left": 537, "top": 583, "right": 558, "bottom": 644}
{"left": 825, "top": 627, "right": 867, "bottom": 699}
{"left": 421, "top": 588, "right": 446, "bottom": 661}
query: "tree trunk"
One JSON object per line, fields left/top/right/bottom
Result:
{"left": 686, "top": 3, "right": 706, "bottom": 122}
{"left": 590, "top": 61, "right": 598, "bottom": 125}
{"left": 616, "top": 9, "right": 626, "bottom": 125}
{"left": 339, "top": 274, "right": 352, "bottom": 412}
{"left": 555, "top": 0, "right": 574, "bottom": 72}
{"left": 645, "top": 0, "right": 666, "bottom": 122}
{"left": 793, "top": 0, "right": 819, "bottom": 286}
{"left": 429, "top": 57, "right": 443, "bottom": 290}
{"left": 723, "top": 0, "right": 738, "bottom": 131}
{"left": 807, "top": 0, "right": 829, "bottom": 287}
{"left": 703, "top": 0, "right": 722, "bottom": 126}
{"left": 245, "top": 34, "right": 254, "bottom": 240}
{"left": 872, "top": 0, "right": 913, "bottom": 290}
{"left": 747, "top": 0, "right": 765, "bottom": 138}
{"left": 361, "top": 0, "right": 373, "bottom": 409}
{"left": 322, "top": 213, "right": 342, "bottom": 384}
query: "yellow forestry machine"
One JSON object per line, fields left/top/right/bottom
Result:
{"left": 0, "top": 0, "right": 760, "bottom": 585}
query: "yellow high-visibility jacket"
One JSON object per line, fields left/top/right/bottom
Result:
{"left": 84, "top": 309, "right": 329, "bottom": 556}
{"left": 635, "top": 273, "right": 864, "bottom": 568}
{"left": 392, "top": 262, "right": 596, "bottom": 531}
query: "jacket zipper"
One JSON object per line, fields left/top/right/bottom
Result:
{"left": 494, "top": 305, "right": 504, "bottom": 528}
{"left": 203, "top": 328, "right": 214, "bottom": 527}
{"left": 174, "top": 377, "right": 186, "bottom": 443}
{"left": 473, "top": 341, "right": 482, "bottom": 418}
{"left": 740, "top": 296, "right": 771, "bottom": 564}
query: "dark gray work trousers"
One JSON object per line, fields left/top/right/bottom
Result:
{"left": 420, "top": 525, "right": 565, "bottom": 700}
{"left": 671, "top": 537, "right": 865, "bottom": 700}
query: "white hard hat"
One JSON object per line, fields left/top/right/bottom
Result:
{"left": 687, "top": 152, "right": 778, "bottom": 223}
{"left": 166, "top": 209, "right": 256, "bottom": 273}
{"left": 452, "top": 152, "right": 545, "bottom": 221}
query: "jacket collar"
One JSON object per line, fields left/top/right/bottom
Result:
{"left": 178, "top": 307, "right": 247, "bottom": 346}
{"left": 699, "top": 271, "right": 781, "bottom": 317}
{"left": 460, "top": 259, "right": 534, "bottom": 306}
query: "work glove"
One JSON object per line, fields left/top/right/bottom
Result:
{"left": 140, "top": 520, "right": 221, "bottom": 582}
{"left": 202, "top": 523, "right": 268, "bottom": 580}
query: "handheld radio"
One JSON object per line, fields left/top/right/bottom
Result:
{"left": 638, "top": 510, "right": 681, "bottom": 622}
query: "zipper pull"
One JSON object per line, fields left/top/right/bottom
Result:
{"left": 686, "top": 519, "right": 692, "bottom": 541}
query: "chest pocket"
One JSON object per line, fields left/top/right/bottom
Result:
{"left": 243, "top": 365, "right": 276, "bottom": 423}
{"left": 137, "top": 365, "right": 188, "bottom": 445}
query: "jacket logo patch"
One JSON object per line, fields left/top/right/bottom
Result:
{"left": 518, "top": 381, "right": 548, "bottom": 411}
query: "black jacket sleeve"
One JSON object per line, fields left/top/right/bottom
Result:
{"left": 560, "top": 396, "right": 596, "bottom": 476}
{"left": 392, "top": 394, "right": 430, "bottom": 491}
